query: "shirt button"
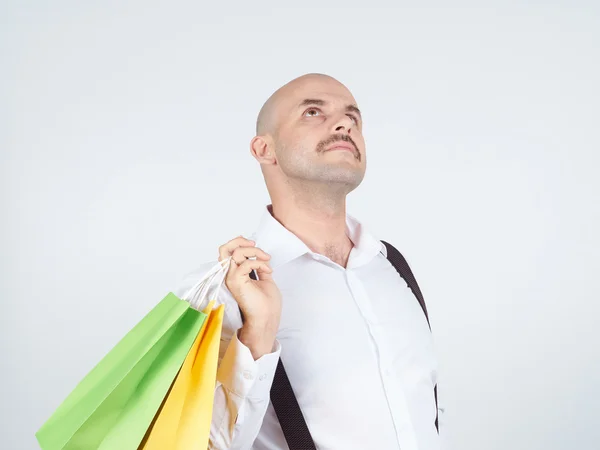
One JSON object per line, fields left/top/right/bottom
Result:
{"left": 259, "top": 373, "right": 267, "bottom": 381}
{"left": 243, "top": 370, "right": 254, "bottom": 380}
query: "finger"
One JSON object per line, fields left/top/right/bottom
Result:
{"left": 233, "top": 260, "right": 273, "bottom": 280}
{"left": 254, "top": 262, "right": 275, "bottom": 281}
{"left": 231, "top": 247, "right": 271, "bottom": 265}
{"left": 218, "top": 236, "right": 255, "bottom": 262}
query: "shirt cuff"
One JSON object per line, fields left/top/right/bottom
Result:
{"left": 217, "top": 330, "right": 282, "bottom": 400}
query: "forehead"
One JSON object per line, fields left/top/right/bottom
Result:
{"left": 280, "top": 77, "right": 357, "bottom": 112}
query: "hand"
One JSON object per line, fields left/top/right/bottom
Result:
{"left": 218, "top": 236, "right": 282, "bottom": 359}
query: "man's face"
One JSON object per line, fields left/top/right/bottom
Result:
{"left": 272, "top": 77, "right": 367, "bottom": 191}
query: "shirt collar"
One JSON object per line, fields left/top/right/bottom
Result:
{"left": 249, "top": 205, "right": 386, "bottom": 270}
{"left": 345, "top": 211, "right": 388, "bottom": 268}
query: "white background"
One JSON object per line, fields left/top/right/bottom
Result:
{"left": 2, "top": 2, "right": 599, "bottom": 449}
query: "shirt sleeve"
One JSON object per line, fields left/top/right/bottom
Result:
{"left": 211, "top": 331, "right": 281, "bottom": 449}
{"left": 174, "top": 264, "right": 281, "bottom": 450}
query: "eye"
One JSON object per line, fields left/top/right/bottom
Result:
{"left": 304, "top": 108, "right": 322, "bottom": 118}
{"left": 347, "top": 114, "right": 359, "bottom": 124}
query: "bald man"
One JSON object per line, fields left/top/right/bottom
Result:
{"left": 175, "top": 74, "right": 444, "bottom": 450}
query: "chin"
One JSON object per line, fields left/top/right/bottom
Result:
{"left": 319, "top": 169, "right": 365, "bottom": 189}
{"left": 287, "top": 159, "right": 365, "bottom": 188}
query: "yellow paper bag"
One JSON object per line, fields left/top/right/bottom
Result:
{"left": 140, "top": 301, "right": 225, "bottom": 450}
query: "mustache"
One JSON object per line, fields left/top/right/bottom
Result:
{"left": 316, "top": 134, "right": 361, "bottom": 161}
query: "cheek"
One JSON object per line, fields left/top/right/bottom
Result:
{"left": 288, "top": 130, "right": 322, "bottom": 152}
{"left": 353, "top": 134, "right": 366, "bottom": 150}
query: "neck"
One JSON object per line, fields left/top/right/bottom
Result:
{"left": 269, "top": 184, "right": 354, "bottom": 268}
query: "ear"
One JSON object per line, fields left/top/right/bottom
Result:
{"left": 250, "top": 135, "right": 277, "bottom": 165}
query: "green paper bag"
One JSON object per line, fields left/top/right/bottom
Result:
{"left": 35, "top": 292, "right": 207, "bottom": 450}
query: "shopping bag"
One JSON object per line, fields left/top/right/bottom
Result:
{"left": 139, "top": 300, "right": 225, "bottom": 450}
{"left": 36, "top": 258, "right": 231, "bottom": 450}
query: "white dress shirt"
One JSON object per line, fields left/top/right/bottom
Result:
{"left": 174, "top": 207, "right": 444, "bottom": 450}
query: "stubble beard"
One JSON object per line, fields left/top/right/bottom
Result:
{"left": 277, "top": 142, "right": 365, "bottom": 196}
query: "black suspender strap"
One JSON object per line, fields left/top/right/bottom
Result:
{"left": 247, "top": 240, "right": 438, "bottom": 449}
{"left": 270, "top": 360, "right": 317, "bottom": 450}
{"left": 248, "top": 270, "right": 317, "bottom": 449}
{"left": 381, "top": 241, "right": 430, "bottom": 324}
{"left": 381, "top": 241, "right": 439, "bottom": 434}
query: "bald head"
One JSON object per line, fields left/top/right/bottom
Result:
{"left": 250, "top": 72, "right": 366, "bottom": 199}
{"left": 256, "top": 73, "right": 348, "bottom": 136}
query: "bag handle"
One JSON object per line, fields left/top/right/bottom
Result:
{"left": 182, "top": 257, "right": 232, "bottom": 310}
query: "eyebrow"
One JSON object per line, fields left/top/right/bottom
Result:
{"left": 299, "top": 98, "right": 362, "bottom": 119}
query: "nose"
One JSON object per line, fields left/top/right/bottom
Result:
{"left": 332, "top": 114, "right": 355, "bottom": 135}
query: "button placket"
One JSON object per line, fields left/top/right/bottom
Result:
{"left": 346, "top": 269, "right": 420, "bottom": 449}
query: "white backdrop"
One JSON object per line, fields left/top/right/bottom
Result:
{"left": 2, "top": 2, "right": 599, "bottom": 449}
